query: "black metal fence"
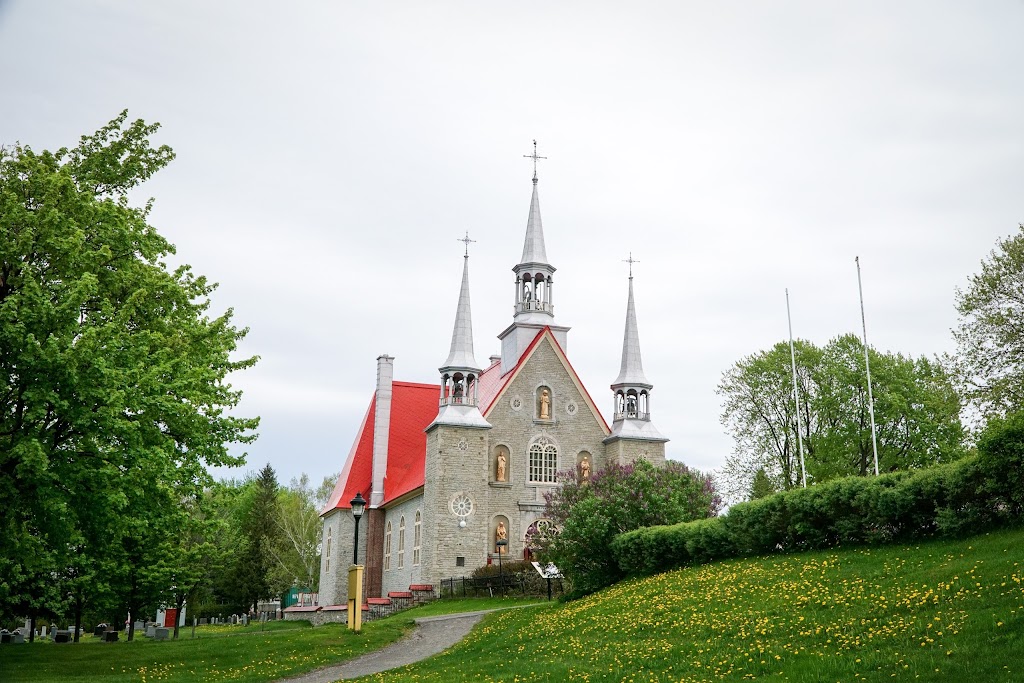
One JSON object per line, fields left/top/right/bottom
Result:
{"left": 439, "top": 572, "right": 564, "bottom": 599}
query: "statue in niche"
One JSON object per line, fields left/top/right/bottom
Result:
{"left": 579, "top": 457, "right": 591, "bottom": 481}
{"left": 495, "top": 520, "right": 507, "bottom": 553}
{"left": 539, "top": 388, "right": 551, "bottom": 420}
{"left": 496, "top": 450, "right": 507, "bottom": 482}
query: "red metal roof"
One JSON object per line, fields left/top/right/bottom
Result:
{"left": 322, "top": 382, "right": 438, "bottom": 514}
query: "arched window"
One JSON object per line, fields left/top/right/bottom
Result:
{"left": 325, "top": 527, "right": 332, "bottom": 573}
{"left": 413, "top": 511, "right": 422, "bottom": 566}
{"left": 398, "top": 516, "right": 406, "bottom": 569}
{"left": 528, "top": 438, "right": 558, "bottom": 483}
{"left": 384, "top": 521, "right": 392, "bottom": 571}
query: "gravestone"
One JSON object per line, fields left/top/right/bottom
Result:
{"left": 154, "top": 627, "right": 169, "bottom": 641}
{"left": 145, "top": 625, "right": 156, "bottom": 638}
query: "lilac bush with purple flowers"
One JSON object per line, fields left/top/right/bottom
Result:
{"left": 540, "top": 459, "right": 720, "bottom": 597}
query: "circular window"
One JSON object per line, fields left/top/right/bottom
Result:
{"left": 566, "top": 400, "right": 578, "bottom": 416}
{"left": 450, "top": 493, "right": 474, "bottom": 518}
{"left": 457, "top": 438, "right": 469, "bottom": 452}
{"left": 510, "top": 396, "right": 523, "bottom": 411}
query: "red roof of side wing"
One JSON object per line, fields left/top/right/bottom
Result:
{"left": 321, "top": 397, "right": 375, "bottom": 515}
{"left": 322, "top": 381, "right": 439, "bottom": 515}
{"left": 382, "top": 382, "right": 438, "bottom": 502}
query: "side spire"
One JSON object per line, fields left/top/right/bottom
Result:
{"left": 432, "top": 233, "right": 489, "bottom": 429}
{"left": 442, "top": 232, "right": 480, "bottom": 370}
{"left": 613, "top": 254, "right": 650, "bottom": 387}
{"left": 605, "top": 256, "right": 667, "bottom": 455}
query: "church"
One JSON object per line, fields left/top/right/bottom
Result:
{"left": 318, "top": 160, "right": 669, "bottom": 606}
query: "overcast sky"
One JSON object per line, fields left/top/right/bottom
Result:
{"left": 2, "top": 1, "right": 1023, "bottom": 487}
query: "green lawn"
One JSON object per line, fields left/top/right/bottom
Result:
{"left": 3, "top": 532, "right": 1022, "bottom": 683}
{"left": 0, "top": 597, "right": 544, "bottom": 683}
{"left": 356, "top": 527, "right": 1024, "bottom": 682}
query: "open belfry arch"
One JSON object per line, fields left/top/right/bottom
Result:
{"left": 318, "top": 144, "right": 669, "bottom": 607}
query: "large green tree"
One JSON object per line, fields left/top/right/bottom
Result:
{"left": 718, "top": 334, "right": 964, "bottom": 501}
{"left": 0, "top": 112, "right": 259, "bottom": 624}
{"left": 541, "top": 460, "right": 720, "bottom": 597}
{"left": 227, "top": 464, "right": 282, "bottom": 613}
{"left": 954, "top": 223, "right": 1024, "bottom": 421}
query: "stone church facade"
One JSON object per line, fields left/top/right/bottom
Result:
{"left": 318, "top": 168, "right": 668, "bottom": 606}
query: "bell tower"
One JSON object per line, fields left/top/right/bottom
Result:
{"left": 431, "top": 234, "right": 490, "bottom": 429}
{"left": 498, "top": 141, "right": 571, "bottom": 373}
{"left": 603, "top": 256, "right": 667, "bottom": 465}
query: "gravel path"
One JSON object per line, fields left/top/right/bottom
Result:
{"left": 276, "top": 611, "right": 489, "bottom": 683}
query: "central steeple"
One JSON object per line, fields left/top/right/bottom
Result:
{"left": 498, "top": 141, "right": 571, "bottom": 374}
{"left": 513, "top": 140, "right": 555, "bottom": 322}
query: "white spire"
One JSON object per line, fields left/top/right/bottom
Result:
{"left": 606, "top": 263, "right": 666, "bottom": 444}
{"left": 612, "top": 273, "right": 650, "bottom": 388}
{"left": 442, "top": 252, "right": 480, "bottom": 372}
{"left": 432, "top": 242, "right": 490, "bottom": 430}
{"left": 520, "top": 180, "right": 549, "bottom": 265}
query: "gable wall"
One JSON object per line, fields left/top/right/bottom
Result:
{"left": 482, "top": 337, "right": 610, "bottom": 557}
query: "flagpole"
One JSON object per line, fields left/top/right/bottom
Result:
{"left": 786, "top": 289, "right": 808, "bottom": 488}
{"left": 855, "top": 256, "right": 880, "bottom": 476}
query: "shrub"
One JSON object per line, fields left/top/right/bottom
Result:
{"left": 613, "top": 412, "right": 1024, "bottom": 579}
{"left": 540, "top": 460, "right": 720, "bottom": 597}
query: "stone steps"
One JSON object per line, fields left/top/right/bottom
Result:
{"left": 290, "top": 583, "right": 439, "bottom": 626}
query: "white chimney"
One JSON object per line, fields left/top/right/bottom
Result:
{"left": 370, "top": 354, "right": 393, "bottom": 508}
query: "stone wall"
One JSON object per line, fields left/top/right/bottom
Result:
{"left": 604, "top": 437, "right": 666, "bottom": 467}
{"left": 380, "top": 494, "right": 426, "bottom": 596}
{"left": 421, "top": 336, "right": 612, "bottom": 586}
{"left": 318, "top": 508, "right": 366, "bottom": 606}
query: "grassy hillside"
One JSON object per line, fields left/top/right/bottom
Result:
{"left": 0, "top": 597, "right": 545, "bottom": 683}
{"left": 362, "top": 526, "right": 1024, "bottom": 682}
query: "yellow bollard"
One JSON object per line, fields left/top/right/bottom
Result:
{"left": 347, "top": 564, "right": 364, "bottom": 632}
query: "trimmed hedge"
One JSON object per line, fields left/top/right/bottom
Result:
{"left": 612, "top": 413, "right": 1024, "bottom": 578}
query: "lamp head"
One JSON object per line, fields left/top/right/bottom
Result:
{"left": 350, "top": 492, "right": 367, "bottom": 520}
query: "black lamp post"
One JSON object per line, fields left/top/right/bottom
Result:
{"left": 350, "top": 492, "right": 366, "bottom": 565}
{"left": 496, "top": 539, "right": 508, "bottom": 597}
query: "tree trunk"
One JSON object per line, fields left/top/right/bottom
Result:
{"left": 29, "top": 615, "right": 35, "bottom": 643}
{"left": 73, "top": 596, "right": 83, "bottom": 643}
{"left": 173, "top": 592, "right": 185, "bottom": 639}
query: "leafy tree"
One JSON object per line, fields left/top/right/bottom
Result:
{"left": 718, "top": 335, "right": 965, "bottom": 501}
{"left": 718, "top": 340, "right": 821, "bottom": 497}
{"left": 228, "top": 464, "right": 283, "bottom": 613}
{"left": 540, "top": 460, "right": 720, "bottom": 597}
{"left": 271, "top": 473, "right": 337, "bottom": 592}
{"left": 954, "top": 224, "right": 1024, "bottom": 421}
{"left": 0, "top": 112, "right": 259, "bottom": 625}
{"left": 749, "top": 468, "right": 775, "bottom": 500}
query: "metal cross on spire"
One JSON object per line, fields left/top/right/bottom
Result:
{"left": 457, "top": 231, "right": 476, "bottom": 257}
{"left": 623, "top": 252, "right": 639, "bottom": 278}
{"left": 523, "top": 139, "right": 547, "bottom": 184}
